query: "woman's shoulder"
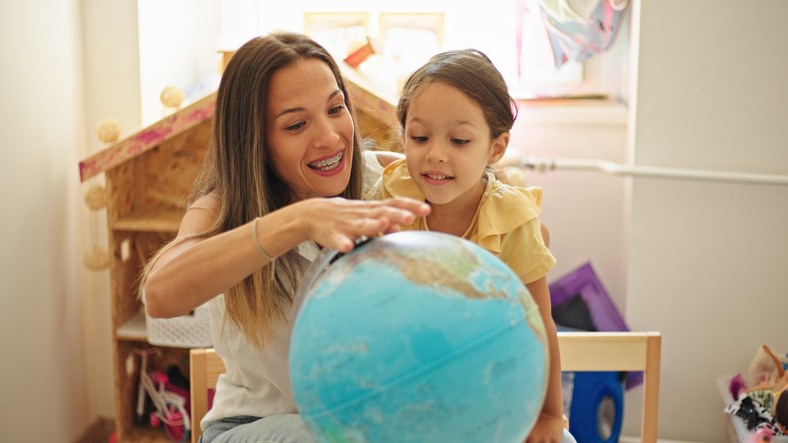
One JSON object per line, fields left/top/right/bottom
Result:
{"left": 178, "top": 191, "right": 221, "bottom": 236}
{"left": 189, "top": 191, "right": 221, "bottom": 211}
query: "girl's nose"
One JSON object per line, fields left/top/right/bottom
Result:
{"left": 426, "top": 141, "right": 447, "bottom": 163}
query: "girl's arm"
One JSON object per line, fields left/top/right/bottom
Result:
{"left": 144, "top": 194, "right": 430, "bottom": 318}
{"left": 525, "top": 276, "right": 565, "bottom": 443}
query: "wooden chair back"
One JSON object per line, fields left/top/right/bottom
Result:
{"left": 557, "top": 331, "right": 661, "bottom": 443}
{"left": 189, "top": 348, "right": 226, "bottom": 443}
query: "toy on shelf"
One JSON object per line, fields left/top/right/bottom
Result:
{"left": 132, "top": 348, "right": 191, "bottom": 443}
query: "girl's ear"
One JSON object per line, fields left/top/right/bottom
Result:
{"left": 487, "top": 132, "right": 509, "bottom": 165}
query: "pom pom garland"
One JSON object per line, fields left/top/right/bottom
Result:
{"left": 84, "top": 184, "right": 107, "bottom": 210}
{"left": 83, "top": 245, "right": 110, "bottom": 271}
{"left": 160, "top": 86, "right": 184, "bottom": 108}
{"left": 96, "top": 118, "right": 122, "bottom": 143}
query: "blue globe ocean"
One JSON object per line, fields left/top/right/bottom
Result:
{"left": 289, "top": 231, "right": 548, "bottom": 443}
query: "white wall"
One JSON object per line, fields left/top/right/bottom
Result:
{"left": 0, "top": 1, "right": 94, "bottom": 441}
{"left": 626, "top": 1, "right": 788, "bottom": 441}
{"left": 138, "top": 0, "right": 221, "bottom": 126}
{"left": 0, "top": 1, "right": 140, "bottom": 441}
{"left": 81, "top": 0, "right": 143, "bottom": 420}
{"left": 509, "top": 106, "right": 630, "bottom": 312}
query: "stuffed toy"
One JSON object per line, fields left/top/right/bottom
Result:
{"left": 725, "top": 345, "right": 788, "bottom": 436}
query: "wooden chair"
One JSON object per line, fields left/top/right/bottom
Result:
{"left": 557, "top": 331, "right": 662, "bottom": 443}
{"left": 189, "top": 331, "right": 661, "bottom": 443}
{"left": 189, "top": 348, "right": 226, "bottom": 443}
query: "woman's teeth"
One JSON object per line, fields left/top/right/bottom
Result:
{"left": 309, "top": 151, "right": 343, "bottom": 171}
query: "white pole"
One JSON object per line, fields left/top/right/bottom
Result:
{"left": 502, "top": 156, "right": 788, "bottom": 186}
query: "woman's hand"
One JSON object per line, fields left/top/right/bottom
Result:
{"left": 145, "top": 195, "right": 429, "bottom": 318}
{"left": 290, "top": 196, "right": 430, "bottom": 252}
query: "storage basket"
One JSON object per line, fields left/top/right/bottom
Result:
{"left": 143, "top": 290, "right": 213, "bottom": 348}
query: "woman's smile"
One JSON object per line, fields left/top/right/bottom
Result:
{"left": 308, "top": 149, "right": 345, "bottom": 175}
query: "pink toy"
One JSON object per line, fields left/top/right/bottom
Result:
{"left": 752, "top": 426, "right": 774, "bottom": 443}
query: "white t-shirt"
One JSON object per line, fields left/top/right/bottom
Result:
{"left": 201, "top": 150, "right": 384, "bottom": 428}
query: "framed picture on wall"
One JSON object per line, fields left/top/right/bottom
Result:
{"left": 304, "top": 12, "right": 370, "bottom": 59}
{"left": 377, "top": 12, "right": 444, "bottom": 93}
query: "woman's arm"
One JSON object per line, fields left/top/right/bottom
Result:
{"left": 144, "top": 195, "right": 430, "bottom": 318}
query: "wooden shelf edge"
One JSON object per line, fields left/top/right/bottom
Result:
{"left": 117, "top": 309, "right": 147, "bottom": 341}
{"left": 112, "top": 217, "right": 180, "bottom": 233}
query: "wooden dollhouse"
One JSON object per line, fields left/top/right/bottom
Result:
{"left": 79, "top": 60, "right": 399, "bottom": 443}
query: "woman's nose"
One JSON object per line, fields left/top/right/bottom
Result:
{"left": 312, "top": 116, "right": 341, "bottom": 149}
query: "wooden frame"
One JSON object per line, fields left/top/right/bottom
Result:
{"left": 377, "top": 12, "right": 444, "bottom": 51}
{"left": 189, "top": 331, "right": 661, "bottom": 443}
{"left": 303, "top": 12, "right": 370, "bottom": 58}
{"left": 189, "top": 349, "right": 226, "bottom": 443}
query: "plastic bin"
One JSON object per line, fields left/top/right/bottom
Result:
{"left": 142, "top": 289, "right": 213, "bottom": 348}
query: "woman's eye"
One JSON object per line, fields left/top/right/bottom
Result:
{"left": 410, "top": 136, "right": 429, "bottom": 143}
{"left": 286, "top": 122, "right": 305, "bottom": 131}
{"left": 328, "top": 104, "right": 345, "bottom": 115}
{"left": 451, "top": 138, "right": 470, "bottom": 145}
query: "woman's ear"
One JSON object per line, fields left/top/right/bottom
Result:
{"left": 487, "top": 132, "right": 509, "bottom": 164}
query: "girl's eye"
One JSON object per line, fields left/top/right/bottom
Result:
{"left": 328, "top": 104, "right": 345, "bottom": 115}
{"left": 286, "top": 122, "right": 305, "bottom": 131}
{"left": 410, "top": 136, "right": 429, "bottom": 143}
{"left": 451, "top": 138, "right": 470, "bottom": 145}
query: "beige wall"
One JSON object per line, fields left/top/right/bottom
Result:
{"left": 508, "top": 106, "right": 630, "bottom": 312}
{"left": 0, "top": 0, "right": 93, "bottom": 441}
{"left": 0, "top": 1, "right": 139, "bottom": 441}
{"left": 626, "top": 1, "right": 788, "bottom": 441}
{"left": 80, "top": 0, "right": 142, "bottom": 419}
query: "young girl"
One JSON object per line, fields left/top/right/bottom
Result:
{"left": 367, "top": 49, "right": 574, "bottom": 443}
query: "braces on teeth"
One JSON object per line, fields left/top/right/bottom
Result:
{"left": 310, "top": 152, "right": 343, "bottom": 170}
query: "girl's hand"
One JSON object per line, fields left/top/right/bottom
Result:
{"left": 525, "top": 413, "right": 565, "bottom": 443}
{"left": 292, "top": 197, "right": 430, "bottom": 252}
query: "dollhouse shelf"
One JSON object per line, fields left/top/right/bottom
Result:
{"left": 116, "top": 309, "right": 148, "bottom": 341}
{"left": 80, "top": 57, "right": 397, "bottom": 443}
{"left": 113, "top": 215, "right": 180, "bottom": 233}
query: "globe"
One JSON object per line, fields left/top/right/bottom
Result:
{"left": 289, "top": 231, "right": 548, "bottom": 443}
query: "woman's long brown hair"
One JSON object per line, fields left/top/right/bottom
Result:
{"left": 140, "top": 32, "right": 364, "bottom": 351}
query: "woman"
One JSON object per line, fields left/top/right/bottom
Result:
{"left": 142, "top": 32, "right": 429, "bottom": 443}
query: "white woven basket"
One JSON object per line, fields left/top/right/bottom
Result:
{"left": 143, "top": 290, "right": 213, "bottom": 348}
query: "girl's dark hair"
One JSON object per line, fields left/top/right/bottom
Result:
{"left": 396, "top": 49, "right": 518, "bottom": 139}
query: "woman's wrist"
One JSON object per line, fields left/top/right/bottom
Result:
{"left": 253, "top": 203, "right": 310, "bottom": 259}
